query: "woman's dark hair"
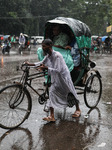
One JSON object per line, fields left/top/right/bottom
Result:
{"left": 42, "top": 39, "right": 53, "bottom": 46}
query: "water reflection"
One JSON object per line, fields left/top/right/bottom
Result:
{"left": 0, "top": 127, "right": 33, "bottom": 150}
{"left": 1, "top": 56, "right": 4, "bottom": 68}
{"left": 39, "top": 108, "right": 101, "bottom": 150}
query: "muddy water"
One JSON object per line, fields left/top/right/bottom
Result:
{"left": 0, "top": 52, "right": 112, "bottom": 150}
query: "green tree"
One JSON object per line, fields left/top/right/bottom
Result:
{"left": 0, "top": 0, "right": 111, "bottom": 36}
{"left": 0, "top": 0, "right": 32, "bottom": 35}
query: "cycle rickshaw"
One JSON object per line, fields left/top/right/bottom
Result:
{"left": 38, "top": 17, "right": 102, "bottom": 107}
{"left": 0, "top": 17, "right": 102, "bottom": 129}
{"left": 18, "top": 34, "right": 31, "bottom": 54}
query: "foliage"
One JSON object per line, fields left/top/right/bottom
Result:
{"left": 0, "top": 0, "right": 111, "bottom": 36}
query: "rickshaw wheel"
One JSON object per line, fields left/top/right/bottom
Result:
{"left": 84, "top": 74, "right": 102, "bottom": 108}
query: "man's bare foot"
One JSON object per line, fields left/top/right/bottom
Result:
{"left": 72, "top": 110, "right": 81, "bottom": 118}
{"left": 43, "top": 116, "right": 56, "bottom": 122}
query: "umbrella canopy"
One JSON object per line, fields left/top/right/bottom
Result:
{"left": 102, "top": 36, "right": 108, "bottom": 42}
{"left": 24, "top": 34, "right": 28, "bottom": 37}
{"left": 91, "top": 35, "right": 98, "bottom": 40}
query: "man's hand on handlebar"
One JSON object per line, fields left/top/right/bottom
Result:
{"left": 21, "top": 61, "right": 48, "bottom": 72}
{"left": 23, "top": 61, "right": 35, "bottom": 67}
{"left": 38, "top": 64, "right": 48, "bottom": 71}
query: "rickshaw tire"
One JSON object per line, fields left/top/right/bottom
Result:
{"left": 84, "top": 74, "right": 102, "bottom": 108}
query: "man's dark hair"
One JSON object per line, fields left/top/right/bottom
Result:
{"left": 42, "top": 39, "right": 53, "bottom": 46}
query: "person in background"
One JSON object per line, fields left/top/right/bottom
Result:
{"left": 3, "top": 36, "right": 11, "bottom": 51}
{"left": 19, "top": 33, "right": 25, "bottom": 46}
{"left": 11, "top": 35, "right": 16, "bottom": 47}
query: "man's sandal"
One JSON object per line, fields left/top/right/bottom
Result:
{"left": 72, "top": 111, "right": 81, "bottom": 118}
{"left": 43, "top": 116, "right": 56, "bottom": 122}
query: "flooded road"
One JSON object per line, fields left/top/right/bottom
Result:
{"left": 0, "top": 47, "right": 112, "bottom": 150}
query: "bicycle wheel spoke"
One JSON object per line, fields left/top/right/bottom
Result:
{"left": 0, "top": 84, "right": 31, "bottom": 129}
{"left": 16, "top": 107, "right": 31, "bottom": 112}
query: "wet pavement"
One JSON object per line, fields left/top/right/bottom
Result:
{"left": 0, "top": 47, "right": 112, "bottom": 150}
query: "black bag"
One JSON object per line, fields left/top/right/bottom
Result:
{"left": 67, "top": 92, "right": 79, "bottom": 107}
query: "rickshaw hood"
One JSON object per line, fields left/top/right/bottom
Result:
{"left": 45, "top": 17, "right": 91, "bottom": 48}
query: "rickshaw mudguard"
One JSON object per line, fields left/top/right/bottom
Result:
{"left": 87, "top": 69, "right": 102, "bottom": 78}
{"left": 37, "top": 46, "right": 74, "bottom": 72}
